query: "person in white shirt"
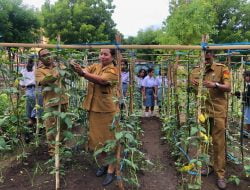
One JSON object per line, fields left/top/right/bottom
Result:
{"left": 142, "top": 68, "right": 157, "bottom": 117}
{"left": 135, "top": 68, "right": 147, "bottom": 109}
{"left": 156, "top": 71, "right": 168, "bottom": 113}
{"left": 121, "top": 59, "right": 129, "bottom": 97}
{"left": 135, "top": 68, "right": 147, "bottom": 90}
{"left": 20, "top": 58, "right": 43, "bottom": 143}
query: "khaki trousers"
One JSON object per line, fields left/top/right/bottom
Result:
{"left": 208, "top": 117, "right": 226, "bottom": 179}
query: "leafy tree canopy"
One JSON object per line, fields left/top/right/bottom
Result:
{"left": 0, "top": 0, "right": 41, "bottom": 42}
{"left": 160, "top": 0, "right": 250, "bottom": 44}
{"left": 159, "top": 0, "right": 217, "bottom": 45}
{"left": 124, "top": 27, "right": 161, "bottom": 61}
{"left": 41, "top": 0, "right": 117, "bottom": 44}
{"left": 211, "top": 0, "right": 250, "bottom": 43}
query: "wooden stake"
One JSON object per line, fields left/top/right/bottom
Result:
{"left": 55, "top": 34, "right": 61, "bottom": 190}
{"left": 128, "top": 55, "right": 135, "bottom": 114}
{"left": 55, "top": 78, "right": 61, "bottom": 190}
{"left": 115, "top": 33, "right": 125, "bottom": 190}
{"left": 173, "top": 55, "right": 181, "bottom": 128}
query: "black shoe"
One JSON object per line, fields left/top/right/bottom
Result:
{"left": 102, "top": 173, "right": 115, "bottom": 186}
{"left": 96, "top": 166, "right": 108, "bottom": 177}
{"left": 24, "top": 133, "right": 31, "bottom": 144}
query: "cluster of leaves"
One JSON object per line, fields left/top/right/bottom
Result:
{"left": 160, "top": 0, "right": 250, "bottom": 44}
{"left": 0, "top": 0, "right": 41, "bottom": 42}
{"left": 0, "top": 49, "right": 27, "bottom": 152}
{"left": 41, "top": 0, "right": 117, "bottom": 44}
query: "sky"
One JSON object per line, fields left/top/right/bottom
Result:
{"left": 22, "top": 0, "right": 169, "bottom": 37}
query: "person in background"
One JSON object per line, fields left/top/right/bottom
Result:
{"left": 142, "top": 68, "right": 157, "bottom": 117}
{"left": 121, "top": 59, "right": 129, "bottom": 97}
{"left": 135, "top": 68, "right": 147, "bottom": 109}
{"left": 72, "top": 48, "right": 119, "bottom": 186}
{"left": 136, "top": 68, "right": 147, "bottom": 91}
{"left": 190, "top": 50, "right": 231, "bottom": 190}
{"left": 156, "top": 70, "right": 168, "bottom": 113}
{"left": 235, "top": 70, "right": 250, "bottom": 138}
{"left": 20, "top": 58, "right": 43, "bottom": 143}
{"left": 36, "top": 49, "right": 69, "bottom": 156}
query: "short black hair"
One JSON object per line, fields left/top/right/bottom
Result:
{"left": 109, "top": 48, "right": 116, "bottom": 57}
{"left": 148, "top": 68, "right": 154, "bottom": 73}
{"left": 205, "top": 50, "right": 215, "bottom": 55}
{"left": 243, "top": 70, "right": 250, "bottom": 76}
{"left": 38, "top": 48, "right": 47, "bottom": 58}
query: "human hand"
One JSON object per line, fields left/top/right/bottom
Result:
{"left": 191, "top": 79, "right": 199, "bottom": 86}
{"left": 203, "top": 81, "right": 216, "bottom": 88}
{"left": 154, "top": 94, "right": 157, "bottom": 100}
{"left": 72, "top": 63, "right": 84, "bottom": 76}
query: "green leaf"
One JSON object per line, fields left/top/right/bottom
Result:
{"left": 64, "top": 117, "right": 72, "bottom": 128}
{"left": 190, "top": 127, "right": 199, "bottom": 136}
{"left": 63, "top": 131, "right": 74, "bottom": 141}
{"left": 115, "top": 132, "right": 123, "bottom": 140}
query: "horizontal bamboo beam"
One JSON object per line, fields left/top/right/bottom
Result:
{"left": 0, "top": 43, "right": 250, "bottom": 50}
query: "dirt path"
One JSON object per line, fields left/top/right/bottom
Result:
{"left": 139, "top": 117, "right": 178, "bottom": 190}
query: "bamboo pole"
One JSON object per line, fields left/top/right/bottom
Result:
{"left": 195, "top": 35, "right": 209, "bottom": 185}
{"left": 54, "top": 78, "right": 62, "bottom": 190}
{"left": 115, "top": 34, "right": 125, "bottom": 190}
{"left": 55, "top": 34, "right": 61, "bottom": 190}
{"left": 128, "top": 55, "right": 135, "bottom": 114}
{"left": 173, "top": 55, "right": 181, "bottom": 128}
{"left": 1, "top": 43, "right": 250, "bottom": 50}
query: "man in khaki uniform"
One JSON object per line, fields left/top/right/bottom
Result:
{"left": 73, "top": 48, "right": 119, "bottom": 186}
{"left": 35, "top": 49, "right": 68, "bottom": 156}
{"left": 190, "top": 51, "right": 231, "bottom": 189}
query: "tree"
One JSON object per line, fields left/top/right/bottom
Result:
{"left": 0, "top": 0, "right": 41, "bottom": 42}
{"left": 41, "top": 0, "right": 117, "bottom": 44}
{"left": 160, "top": 0, "right": 250, "bottom": 45}
{"left": 159, "top": 0, "right": 217, "bottom": 45}
{"left": 211, "top": 0, "right": 250, "bottom": 43}
{"left": 124, "top": 27, "right": 161, "bottom": 61}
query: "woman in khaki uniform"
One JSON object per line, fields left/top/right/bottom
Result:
{"left": 73, "top": 48, "right": 119, "bottom": 186}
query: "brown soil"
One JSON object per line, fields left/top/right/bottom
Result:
{"left": 0, "top": 117, "right": 249, "bottom": 190}
{"left": 139, "top": 117, "right": 178, "bottom": 190}
{"left": 0, "top": 117, "right": 177, "bottom": 190}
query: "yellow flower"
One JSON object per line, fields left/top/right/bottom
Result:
{"left": 179, "top": 163, "right": 195, "bottom": 172}
{"left": 199, "top": 132, "right": 209, "bottom": 142}
{"left": 198, "top": 114, "right": 206, "bottom": 123}
{"left": 14, "top": 79, "right": 19, "bottom": 87}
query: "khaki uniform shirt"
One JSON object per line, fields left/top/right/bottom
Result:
{"left": 83, "top": 63, "right": 119, "bottom": 112}
{"left": 35, "top": 64, "right": 68, "bottom": 108}
{"left": 190, "top": 62, "right": 231, "bottom": 118}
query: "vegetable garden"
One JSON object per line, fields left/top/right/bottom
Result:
{"left": 0, "top": 39, "right": 250, "bottom": 190}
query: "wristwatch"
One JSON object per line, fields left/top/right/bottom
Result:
{"left": 214, "top": 82, "right": 220, "bottom": 88}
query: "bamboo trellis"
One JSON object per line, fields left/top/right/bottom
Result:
{"left": 1, "top": 43, "right": 250, "bottom": 50}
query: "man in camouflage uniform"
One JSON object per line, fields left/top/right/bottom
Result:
{"left": 35, "top": 49, "right": 68, "bottom": 156}
{"left": 190, "top": 51, "right": 231, "bottom": 189}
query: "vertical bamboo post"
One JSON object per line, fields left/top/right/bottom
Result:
{"left": 34, "top": 56, "right": 41, "bottom": 147}
{"left": 129, "top": 54, "right": 135, "bottom": 114}
{"left": 195, "top": 34, "right": 209, "bottom": 184}
{"left": 167, "top": 59, "right": 173, "bottom": 116}
{"left": 115, "top": 33, "right": 125, "bottom": 190}
{"left": 173, "top": 55, "right": 181, "bottom": 128}
{"left": 160, "top": 60, "right": 165, "bottom": 115}
{"left": 55, "top": 34, "right": 61, "bottom": 190}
